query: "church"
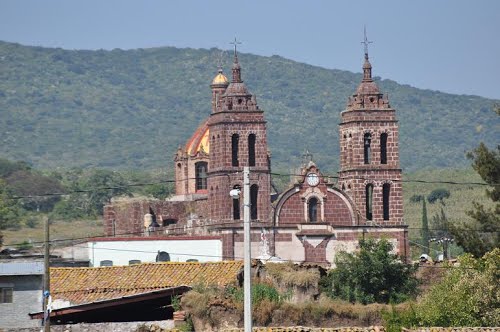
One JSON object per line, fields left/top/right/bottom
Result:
{"left": 103, "top": 45, "right": 409, "bottom": 265}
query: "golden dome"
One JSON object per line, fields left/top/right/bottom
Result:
{"left": 212, "top": 70, "right": 228, "bottom": 85}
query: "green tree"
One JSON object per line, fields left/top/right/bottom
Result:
{"left": 320, "top": 238, "right": 418, "bottom": 304}
{"left": 427, "top": 188, "right": 450, "bottom": 204}
{"left": 448, "top": 138, "right": 500, "bottom": 257}
{"left": 0, "top": 179, "right": 21, "bottom": 231}
{"left": 80, "top": 169, "right": 132, "bottom": 215}
{"left": 421, "top": 199, "right": 430, "bottom": 255}
{"left": 144, "top": 183, "right": 171, "bottom": 200}
{"left": 413, "top": 249, "right": 500, "bottom": 327}
{"left": 5, "top": 170, "right": 64, "bottom": 212}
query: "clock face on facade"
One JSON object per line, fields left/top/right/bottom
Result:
{"left": 306, "top": 173, "right": 320, "bottom": 186}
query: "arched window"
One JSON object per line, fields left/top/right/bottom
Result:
{"left": 233, "top": 185, "right": 241, "bottom": 220}
{"left": 383, "top": 183, "right": 390, "bottom": 220}
{"left": 365, "top": 184, "right": 373, "bottom": 220}
{"left": 195, "top": 162, "right": 208, "bottom": 190}
{"left": 308, "top": 197, "right": 318, "bottom": 222}
{"left": 250, "top": 184, "right": 258, "bottom": 220}
{"left": 248, "top": 134, "right": 256, "bottom": 167}
{"left": 380, "top": 133, "right": 388, "bottom": 164}
{"left": 231, "top": 134, "right": 239, "bottom": 166}
{"left": 364, "top": 133, "right": 372, "bottom": 164}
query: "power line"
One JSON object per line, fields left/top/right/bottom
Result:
{"left": 61, "top": 244, "right": 499, "bottom": 271}
{"left": 5, "top": 171, "right": 494, "bottom": 201}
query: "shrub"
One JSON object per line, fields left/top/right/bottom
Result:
{"left": 413, "top": 249, "right": 500, "bottom": 327}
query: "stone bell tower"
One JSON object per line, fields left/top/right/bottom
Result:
{"left": 207, "top": 44, "right": 271, "bottom": 224}
{"left": 338, "top": 39, "right": 403, "bottom": 226}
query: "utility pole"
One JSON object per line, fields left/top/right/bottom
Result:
{"left": 243, "top": 166, "right": 252, "bottom": 332}
{"left": 43, "top": 216, "right": 50, "bottom": 331}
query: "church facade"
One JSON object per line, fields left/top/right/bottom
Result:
{"left": 104, "top": 48, "right": 409, "bottom": 265}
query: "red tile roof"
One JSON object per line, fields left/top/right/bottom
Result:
{"left": 51, "top": 260, "right": 243, "bottom": 305}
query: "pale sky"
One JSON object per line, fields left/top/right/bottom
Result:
{"left": 1, "top": 0, "right": 499, "bottom": 99}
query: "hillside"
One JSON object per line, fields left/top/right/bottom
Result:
{"left": 0, "top": 41, "right": 498, "bottom": 172}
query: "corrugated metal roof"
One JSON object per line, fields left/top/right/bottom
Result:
{"left": 0, "top": 260, "right": 44, "bottom": 275}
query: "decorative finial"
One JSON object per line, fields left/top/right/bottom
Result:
{"left": 302, "top": 149, "right": 313, "bottom": 165}
{"left": 215, "top": 50, "right": 227, "bottom": 72}
{"left": 230, "top": 37, "right": 242, "bottom": 59}
{"left": 361, "top": 25, "right": 373, "bottom": 58}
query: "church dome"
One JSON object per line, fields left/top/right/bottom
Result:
{"left": 212, "top": 71, "right": 228, "bottom": 85}
{"left": 185, "top": 118, "right": 210, "bottom": 156}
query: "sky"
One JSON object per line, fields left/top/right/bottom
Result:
{"left": 1, "top": 0, "right": 499, "bottom": 99}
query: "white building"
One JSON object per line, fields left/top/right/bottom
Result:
{"left": 87, "top": 236, "right": 223, "bottom": 267}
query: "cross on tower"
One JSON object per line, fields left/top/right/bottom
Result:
{"left": 230, "top": 37, "right": 242, "bottom": 57}
{"left": 361, "top": 25, "right": 373, "bottom": 56}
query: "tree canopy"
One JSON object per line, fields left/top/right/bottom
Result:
{"left": 320, "top": 238, "right": 418, "bottom": 304}
{"left": 448, "top": 109, "right": 500, "bottom": 257}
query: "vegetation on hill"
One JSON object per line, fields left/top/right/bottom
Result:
{"left": 0, "top": 41, "right": 498, "bottom": 172}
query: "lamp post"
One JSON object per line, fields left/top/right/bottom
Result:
{"left": 230, "top": 167, "right": 252, "bottom": 332}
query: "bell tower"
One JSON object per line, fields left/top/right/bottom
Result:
{"left": 207, "top": 43, "right": 271, "bottom": 223}
{"left": 338, "top": 36, "right": 403, "bottom": 226}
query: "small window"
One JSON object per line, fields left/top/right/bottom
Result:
{"left": 364, "top": 133, "right": 372, "bottom": 164}
{"left": 186, "top": 259, "right": 199, "bottom": 263}
{"left": 380, "top": 133, "right": 388, "bottom": 164}
{"left": 250, "top": 184, "right": 259, "bottom": 220}
{"left": 100, "top": 260, "right": 113, "bottom": 267}
{"left": 383, "top": 183, "right": 390, "bottom": 221}
{"left": 248, "top": 134, "right": 256, "bottom": 167}
{"left": 366, "top": 184, "right": 373, "bottom": 221}
{"left": 195, "top": 161, "right": 208, "bottom": 190}
{"left": 129, "top": 260, "right": 141, "bottom": 265}
{"left": 308, "top": 197, "right": 318, "bottom": 222}
{"left": 162, "top": 218, "right": 177, "bottom": 227}
{"left": 0, "top": 288, "right": 13, "bottom": 303}
{"left": 233, "top": 185, "right": 241, "bottom": 220}
{"left": 231, "top": 134, "right": 239, "bottom": 166}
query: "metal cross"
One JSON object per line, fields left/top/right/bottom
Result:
{"left": 361, "top": 25, "right": 373, "bottom": 56}
{"left": 230, "top": 37, "right": 242, "bottom": 57}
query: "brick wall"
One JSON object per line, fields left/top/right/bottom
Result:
{"left": 103, "top": 199, "right": 206, "bottom": 237}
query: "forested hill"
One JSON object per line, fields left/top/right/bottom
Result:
{"left": 0, "top": 41, "right": 498, "bottom": 172}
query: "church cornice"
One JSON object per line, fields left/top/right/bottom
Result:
{"left": 338, "top": 168, "right": 402, "bottom": 174}
{"left": 339, "top": 119, "right": 398, "bottom": 125}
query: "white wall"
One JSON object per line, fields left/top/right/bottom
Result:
{"left": 87, "top": 239, "right": 222, "bottom": 267}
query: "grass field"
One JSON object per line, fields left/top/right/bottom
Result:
{"left": 2, "top": 218, "right": 103, "bottom": 247}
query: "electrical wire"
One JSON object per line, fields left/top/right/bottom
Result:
{"left": 5, "top": 170, "right": 495, "bottom": 201}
